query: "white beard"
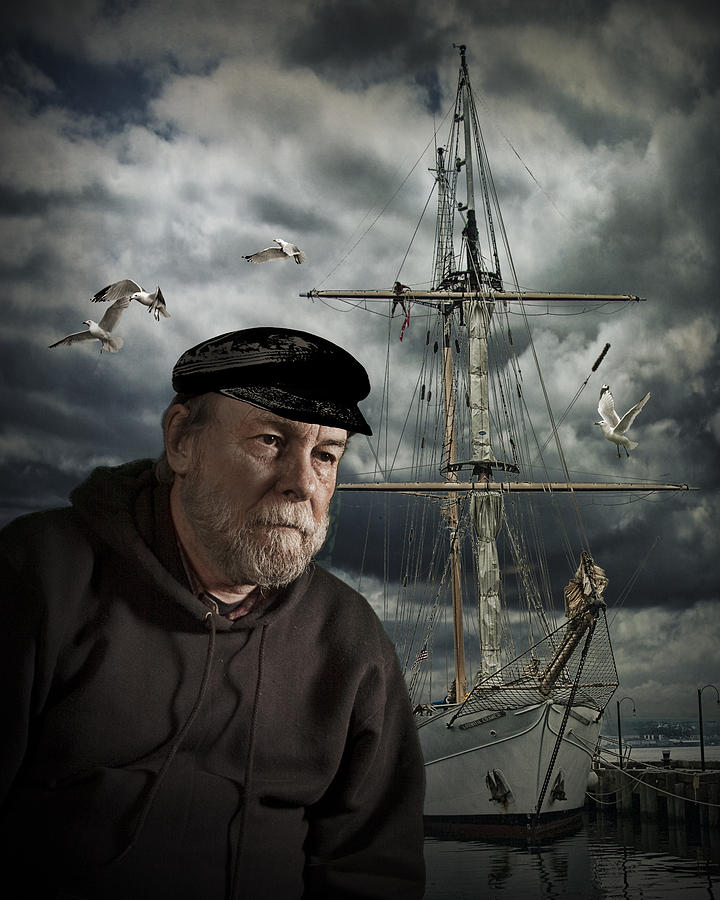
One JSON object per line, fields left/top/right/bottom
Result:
{"left": 180, "top": 471, "right": 329, "bottom": 590}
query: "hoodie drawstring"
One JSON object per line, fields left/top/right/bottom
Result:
{"left": 109, "top": 610, "right": 218, "bottom": 864}
{"left": 229, "top": 622, "right": 267, "bottom": 900}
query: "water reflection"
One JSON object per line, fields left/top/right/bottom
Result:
{"left": 423, "top": 810, "right": 719, "bottom": 899}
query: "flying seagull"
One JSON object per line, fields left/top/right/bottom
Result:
{"left": 244, "top": 238, "right": 306, "bottom": 265}
{"left": 92, "top": 279, "right": 170, "bottom": 321}
{"left": 49, "top": 297, "right": 131, "bottom": 353}
{"left": 595, "top": 384, "right": 651, "bottom": 457}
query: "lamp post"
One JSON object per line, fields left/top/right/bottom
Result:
{"left": 698, "top": 683, "right": 720, "bottom": 772}
{"left": 616, "top": 696, "right": 636, "bottom": 770}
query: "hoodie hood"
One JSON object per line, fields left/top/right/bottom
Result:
{"left": 68, "top": 459, "right": 315, "bottom": 632}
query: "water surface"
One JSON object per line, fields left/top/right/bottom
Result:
{"left": 424, "top": 746, "right": 720, "bottom": 899}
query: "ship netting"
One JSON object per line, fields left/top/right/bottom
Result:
{"left": 450, "top": 557, "right": 619, "bottom": 721}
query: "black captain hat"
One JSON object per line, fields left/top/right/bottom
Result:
{"left": 172, "top": 326, "right": 372, "bottom": 435}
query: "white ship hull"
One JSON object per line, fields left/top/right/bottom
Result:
{"left": 417, "top": 699, "right": 601, "bottom": 837}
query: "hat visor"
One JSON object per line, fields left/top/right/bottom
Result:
{"left": 217, "top": 384, "right": 372, "bottom": 435}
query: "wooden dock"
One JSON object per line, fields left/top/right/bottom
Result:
{"left": 588, "top": 755, "right": 720, "bottom": 828}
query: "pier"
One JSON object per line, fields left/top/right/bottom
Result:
{"left": 589, "top": 753, "right": 720, "bottom": 828}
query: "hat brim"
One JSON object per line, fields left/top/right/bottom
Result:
{"left": 218, "top": 384, "right": 372, "bottom": 435}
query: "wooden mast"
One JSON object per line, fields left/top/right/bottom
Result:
{"left": 441, "top": 309, "right": 467, "bottom": 700}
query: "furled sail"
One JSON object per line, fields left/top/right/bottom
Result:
{"left": 468, "top": 298, "right": 497, "bottom": 466}
{"left": 539, "top": 553, "right": 609, "bottom": 695}
{"left": 470, "top": 490, "right": 503, "bottom": 679}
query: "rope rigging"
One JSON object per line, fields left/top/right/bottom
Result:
{"left": 312, "top": 48, "right": 631, "bottom": 725}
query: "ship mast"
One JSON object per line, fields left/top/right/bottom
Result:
{"left": 441, "top": 306, "right": 467, "bottom": 699}
{"left": 456, "top": 43, "right": 504, "bottom": 683}
{"left": 300, "top": 45, "right": 690, "bottom": 699}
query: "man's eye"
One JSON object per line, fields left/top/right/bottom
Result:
{"left": 260, "top": 435, "right": 280, "bottom": 446}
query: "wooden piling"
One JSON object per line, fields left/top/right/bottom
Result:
{"left": 708, "top": 782, "right": 719, "bottom": 828}
{"left": 618, "top": 769, "right": 634, "bottom": 813}
{"left": 590, "top": 759, "right": 719, "bottom": 829}
{"left": 669, "top": 781, "right": 684, "bottom": 822}
{"left": 638, "top": 779, "right": 654, "bottom": 816}
{"left": 672, "top": 782, "right": 686, "bottom": 823}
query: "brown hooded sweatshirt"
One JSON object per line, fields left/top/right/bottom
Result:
{"left": 0, "top": 460, "right": 425, "bottom": 899}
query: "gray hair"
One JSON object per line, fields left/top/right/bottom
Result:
{"left": 154, "top": 393, "right": 219, "bottom": 484}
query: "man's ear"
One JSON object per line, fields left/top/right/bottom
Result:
{"left": 164, "top": 404, "right": 196, "bottom": 476}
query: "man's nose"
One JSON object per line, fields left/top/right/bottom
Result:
{"left": 277, "top": 450, "right": 317, "bottom": 501}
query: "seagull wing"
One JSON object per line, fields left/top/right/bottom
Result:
{"left": 597, "top": 387, "right": 620, "bottom": 427}
{"left": 97, "top": 296, "right": 131, "bottom": 332}
{"left": 152, "top": 286, "right": 171, "bottom": 317}
{"left": 49, "top": 329, "right": 94, "bottom": 348}
{"left": 91, "top": 279, "right": 142, "bottom": 303}
{"left": 244, "top": 247, "right": 287, "bottom": 263}
{"left": 615, "top": 392, "right": 651, "bottom": 434}
{"left": 292, "top": 248, "right": 306, "bottom": 264}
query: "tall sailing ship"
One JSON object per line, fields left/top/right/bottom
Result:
{"left": 304, "top": 45, "right": 688, "bottom": 837}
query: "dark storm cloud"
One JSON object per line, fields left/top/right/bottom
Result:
{"left": 243, "top": 194, "right": 327, "bottom": 236}
{"left": 0, "top": 462, "right": 78, "bottom": 523}
{"left": 0, "top": 181, "right": 136, "bottom": 219}
{"left": 281, "top": 0, "right": 451, "bottom": 111}
{"left": 545, "top": 493, "right": 713, "bottom": 611}
{"left": 302, "top": 142, "right": 427, "bottom": 232}
{"left": 483, "top": 56, "right": 652, "bottom": 149}
{"left": 474, "top": 25, "right": 717, "bottom": 151}
{"left": 0, "top": 0, "right": 716, "bottom": 715}
{"left": 0, "top": 336, "right": 166, "bottom": 446}
{"left": 0, "top": 244, "right": 64, "bottom": 288}
{"left": 0, "top": 331, "right": 169, "bottom": 524}
{"left": 3, "top": 38, "right": 155, "bottom": 125}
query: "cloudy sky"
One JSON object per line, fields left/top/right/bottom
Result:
{"left": 1, "top": 0, "right": 718, "bottom": 719}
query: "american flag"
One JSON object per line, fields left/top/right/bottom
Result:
{"left": 411, "top": 643, "right": 429, "bottom": 669}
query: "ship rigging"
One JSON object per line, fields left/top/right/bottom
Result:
{"left": 301, "top": 45, "right": 689, "bottom": 836}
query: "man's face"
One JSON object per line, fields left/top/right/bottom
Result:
{"left": 176, "top": 395, "right": 348, "bottom": 590}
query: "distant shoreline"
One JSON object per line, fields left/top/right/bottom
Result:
{"left": 611, "top": 744, "right": 720, "bottom": 763}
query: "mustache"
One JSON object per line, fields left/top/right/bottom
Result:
{"left": 245, "top": 504, "right": 318, "bottom": 535}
